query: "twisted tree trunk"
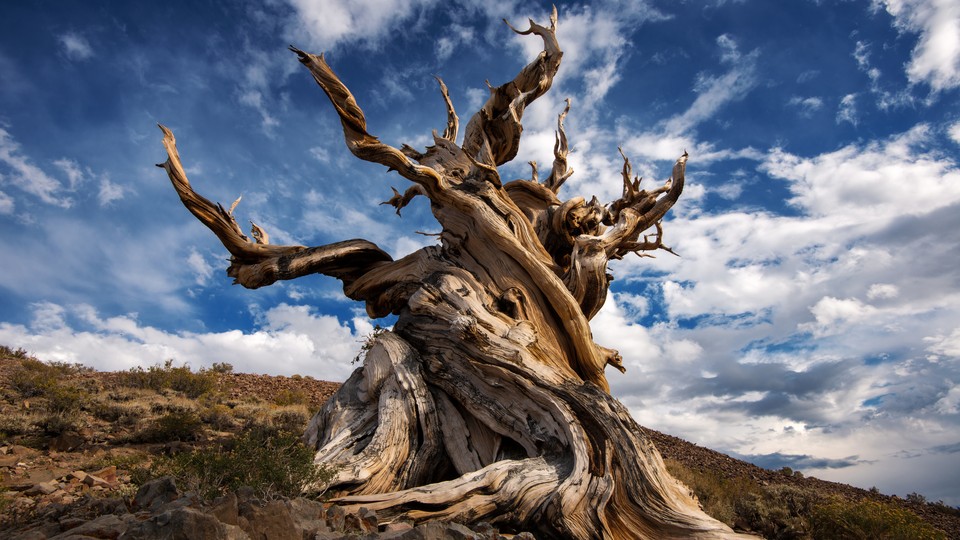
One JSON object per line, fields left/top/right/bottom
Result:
{"left": 158, "top": 8, "right": 751, "bottom": 539}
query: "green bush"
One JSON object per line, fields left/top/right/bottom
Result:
{"left": 146, "top": 424, "right": 334, "bottom": 500}
{"left": 10, "top": 357, "right": 87, "bottom": 397}
{"left": 665, "top": 459, "right": 760, "bottom": 526}
{"left": 811, "top": 497, "right": 945, "bottom": 539}
{"left": 132, "top": 410, "right": 204, "bottom": 443}
{"left": 272, "top": 388, "right": 309, "bottom": 407}
{"left": 118, "top": 360, "right": 217, "bottom": 398}
{"left": 0, "top": 345, "right": 30, "bottom": 359}
{"left": 734, "top": 484, "right": 815, "bottom": 539}
{"left": 33, "top": 411, "right": 80, "bottom": 436}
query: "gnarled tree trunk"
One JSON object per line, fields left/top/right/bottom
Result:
{"left": 158, "top": 8, "right": 751, "bottom": 539}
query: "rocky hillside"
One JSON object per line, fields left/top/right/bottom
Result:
{"left": 1, "top": 347, "right": 957, "bottom": 539}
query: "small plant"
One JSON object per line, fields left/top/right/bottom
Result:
{"left": 665, "top": 459, "right": 760, "bottom": 526}
{"left": 210, "top": 362, "right": 234, "bottom": 374}
{"left": 118, "top": 360, "right": 217, "bottom": 398}
{"left": 33, "top": 411, "right": 80, "bottom": 436}
{"left": 811, "top": 497, "right": 946, "bottom": 539}
{"left": 201, "top": 403, "right": 236, "bottom": 431}
{"left": 132, "top": 410, "right": 204, "bottom": 443}
{"left": 906, "top": 492, "right": 928, "bottom": 504}
{"left": 352, "top": 325, "right": 387, "bottom": 364}
{"left": 272, "top": 388, "right": 309, "bottom": 407}
{"left": 0, "top": 414, "right": 32, "bottom": 438}
{"left": 0, "top": 345, "right": 30, "bottom": 359}
{"left": 269, "top": 407, "right": 310, "bottom": 433}
{"left": 145, "top": 423, "right": 334, "bottom": 500}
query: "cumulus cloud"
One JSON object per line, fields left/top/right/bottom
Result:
{"left": 761, "top": 124, "right": 960, "bottom": 221}
{"left": 0, "top": 302, "right": 367, "bottom": 381}
{"left": 874, "top": 0, "right": 960, "bottom": 91}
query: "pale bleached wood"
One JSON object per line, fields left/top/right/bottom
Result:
{"left": 159, "top": 8, "right": 755, "bottom": 539}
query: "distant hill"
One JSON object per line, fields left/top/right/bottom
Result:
{"left": 1, "top": 346, "right": 957, "bottom": 539}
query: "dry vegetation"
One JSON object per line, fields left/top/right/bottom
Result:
{"left": 1, "top": 345, "right": 957, "bottom": 539}
{"left": 0, "top": 345, "right": 338, "bottom": 532}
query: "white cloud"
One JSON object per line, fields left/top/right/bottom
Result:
{"left": 949, "top": 120, "right": 960, "bottom": 145}
{"left": 284, "top": 0, "right": 437, "bottom": 51}
{"left": 98, "top": 177, "right": 126, "bottom": 206}
{"left": 0, "top": 190, "right": 13, "bottom": 215}
{"left": 0, "top": 302, "right": 366, "bottom": 381}
{"left": 53, "top": 158, "right": 84, "bottom": 190}
{"left": 788, "top": 96, "right": 823, "bottom": 117}
{"left": 0, "top": 127, "right": 73, "bottom": 208}
{"left": 800, "top": 296, "right": 877, "bottom": 337}
{"left": 186, "top": 248, "right": 214, "bottom": 286}
{"left": 867, "top": 283, "right": 899, "bottom": 300}
{"left": 925, "top": 327, "right": 960, "bottom": 357}
{"left": 58, "top": 32, "right": 93, "bottom": 61}
{"left": 761, "top": 124, "right": 960, "bottom": 221}
{"left": 875, "top": 0, "right": 960, "bottom": 91}
{"left": 837, "top": 93, "right": 858, "bottom": 126}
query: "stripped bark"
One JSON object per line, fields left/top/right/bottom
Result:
{"left": 159, "top": 8, "right": 751, "bottom": 539}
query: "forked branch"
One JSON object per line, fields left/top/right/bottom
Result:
{"left": 290, "top": 48, "right": 444, "bottom": 194}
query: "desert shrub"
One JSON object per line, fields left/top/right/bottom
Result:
{"left": 906, "top": 492, "right": 928, "bottom": 504}
{"left": 272, "top": 388, "right": 309, "bottom": 407}
{"left": 0, "top": 414, "right": 32, "bottom": 438}
{"left": 0, "top": 345, "right": 30, "bottom": 359}
{"left": 147, "top": 423, "right": 334, "bottom": 500}
{"left": 9, "top": 357, "right": 84, "bottom": 397}
{"left": 44, "top": 383, "right": 87, "bottom": 414}
{"left": 91, "top": 400, "right": 145, "bottom": 425}
{"left": 201, "top": 403, "right": 236, "bottom": 431}
{"left": 210, "top": 362, "right": 233, "bottom": 374}
{"left": 734, "top": 484, "right": 816, "bottom": 539}
{"left": 268, "top": 406, "right": 310, "bottom": 433}
{"left": 665, "top": 459, "right": 760, "bottom": 526}
{"left": 33, "top": 411, "right": 80, "bottom": 436}
{"left": 811, "top": 497, "right": 945, "bottom": 539}
{"left": 119, "top": 360, "right": 217, "bottom": 398}
{"left": 132, "top": 410, "right": 204, "bottom": 443}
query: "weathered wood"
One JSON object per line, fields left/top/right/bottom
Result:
{"left": 159, "top": 8, "right": 752, "bottom": 539}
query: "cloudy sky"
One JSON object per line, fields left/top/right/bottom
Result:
{"left": 2, "top": 0, "right": 959, "bottom": 505}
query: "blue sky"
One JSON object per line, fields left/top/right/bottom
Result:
{"left": 2, "top": 0, "right": 959, "bottom": 505}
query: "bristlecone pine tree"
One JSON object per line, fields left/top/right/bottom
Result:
{"left": 158, "top": 8, "right": 751, "bottom": 539}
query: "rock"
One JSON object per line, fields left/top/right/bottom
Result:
{"left": 121, "top": 506, "right": 226, "bottom": 540}
{"left": 357, "top": 507, "right": 379, "bottom": 533}
{"left": 325, "top": 505, "right": 346, "bottom": 531}
{"left": 287, "top": 498, "right": 329, "bottom": 536}
{"left": 238, "top": 500, "right": 298, "bottom": 540}
{"left": 209, "top": 492, "right": 239, "bottom": 526}
{"left": 91, "top": 465, "right": 118, "bottom": 485}
{"left": 49, "top": 513, "right": 127, "bottom": 539}
{"left": 25, "top": 480, "right": 59, "bottom": 496}
{"left": 83, "top": 473, "right": 114, "bottom": 489}
{"left": 68, "top": 471, "right": 89, "bottom": 484}
{"left": 132, "top": 477, "right": 179, "bottom": 512}
{"left": 49, "top": 432, "right": 85, "bottom": 452}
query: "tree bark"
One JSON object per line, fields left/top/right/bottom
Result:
{"left": 158, "top": 7, "right": 752, "bottom": 539}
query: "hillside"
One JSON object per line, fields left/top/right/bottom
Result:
{"left": 1, "top": 347, "right": 957, "bottom": 539}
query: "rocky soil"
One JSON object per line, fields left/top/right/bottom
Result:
{"left": 1, "top": 352, "right": 958, "bottom": 539}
